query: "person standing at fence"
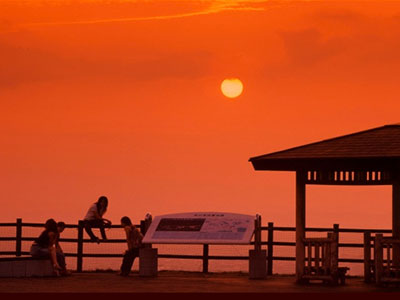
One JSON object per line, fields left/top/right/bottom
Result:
{"left": 118, "top": 216, "right": 143, "bottom": 276}
{"left": 83, "top": 196, "right": 111, "bottom": 243}
{"left": 30, "top": 219, "right": 67, "bottom": 276}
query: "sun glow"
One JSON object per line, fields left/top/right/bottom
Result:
{"left": 221, "top": 78, "right": 243, "bottom": 99}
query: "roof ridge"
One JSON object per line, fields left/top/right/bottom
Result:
{"left": 249, "top": 124, "right": 398, "bottom": 161}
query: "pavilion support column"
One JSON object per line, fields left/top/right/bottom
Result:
{"left": 296, "top": 170, "right": 306, "bottom": 283}
{"left": 393, "top": 177, "right": 400, "bottom": 266}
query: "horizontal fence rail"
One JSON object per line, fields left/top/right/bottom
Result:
{"left": 0, "top": 219, "right": 393, "bottom": 274}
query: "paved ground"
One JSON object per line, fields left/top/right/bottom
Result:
{"left": 1, "top": 271, "right": 400, "bottom": 293}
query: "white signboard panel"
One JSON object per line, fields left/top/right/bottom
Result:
{"left": 142, "top": 212, "right": 255, "bottom": 244}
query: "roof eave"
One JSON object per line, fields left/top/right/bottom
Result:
{"left": 250, "top": 157, "right": 400, "bottom": 171}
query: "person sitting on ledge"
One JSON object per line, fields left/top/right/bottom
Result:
{"left": 118, "top": 216, "right": 143, "bottom": 276}
{"left": 83, "top": 196, "right": 112, "bottom": 243}
{"left": 30, "top": 218, "right": 69, "bottom": 276}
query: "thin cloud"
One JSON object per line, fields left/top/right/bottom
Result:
{"left": 6, "top": 0, "right": 377, "bottom": 32}
{"left": 15, "top": 1, "right": 266, "bottom": 30}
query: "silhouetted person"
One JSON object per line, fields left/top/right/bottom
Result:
{"left": 55, "top": 221, "right": 72, "bottom": 276}
{"left": 30, "top": 219, "right": 67, "bottom": 276}
{"left": 118, "top": 216, "right": 143, "bottom": 276}
{"left": 83, "top": 196, "right": 111, "bottom": 243}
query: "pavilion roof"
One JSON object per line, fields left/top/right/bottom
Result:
{"left": 249, "top": 124, "right": 400, "bottom": 171}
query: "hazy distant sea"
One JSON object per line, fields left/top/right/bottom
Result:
{"left": 0, "top": 226, "right": 366, "bottom": 275}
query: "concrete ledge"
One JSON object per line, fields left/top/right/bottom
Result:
{"left": 0, "top": 257, "right": 55, "bottom": 277}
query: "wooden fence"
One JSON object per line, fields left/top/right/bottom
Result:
{"left": 0, "top": 219, "right": 392, "bottom": 274}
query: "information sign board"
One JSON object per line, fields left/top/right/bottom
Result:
{"left": 142, "top": 212, "right": 255, "bottom": 244}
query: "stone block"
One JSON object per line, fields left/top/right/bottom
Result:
{"left": 0, "top": 258, "right": 55, "bottom": 277}
{"left": 26, "top": 259, "right": 54, "bottom": 277}
{"left": 249, "top": 249, "right": 267, "bottom": 280}
{"left": 11, "top": 260, "right": 26, "bottom": 277}
{"left": 0, "top": 261, "right": 13, "bottom": 277}
{"left": 139, "top": 248, "right": 158, "bottom": 277}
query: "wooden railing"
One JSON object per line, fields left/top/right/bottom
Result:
{"left": 373, "top": 234, "right": 400, "bottom": 285}
{"left": 304, "top": 234, "right": 338, "bottom": 277}
{"left": 0, "top": 219, "right": 393, "bottom": 274}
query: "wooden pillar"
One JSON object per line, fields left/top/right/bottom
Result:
{"left": 296, "top": 170, "right": 306, "bottom": 282}
{"left": 393, "top": 178, "right": 400, "bottom": 266}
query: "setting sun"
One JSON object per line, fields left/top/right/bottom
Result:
{"left": 221, "top": 78, "right": 243, "bottom": 98}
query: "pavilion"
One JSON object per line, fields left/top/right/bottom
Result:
{"left": 249, "top": 124, "right": 400, "bottom": 282}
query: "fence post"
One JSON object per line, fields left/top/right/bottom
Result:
{"left": 203, "top": 244, "right": 209, "bottom": 273}
{"left": 364, "top": 231, "right": 372, "bottom": 283}
{"left": 77, "top": 220, "right": 84, "bottom": 272}
{"left": 333, "top": 223, "right": 339, "bottom": 259}
{"left": 254, "top": 215, "right": 261, "bottom": 251}
{"left": 142, "top": 214, "right": 153, "bottom": 249}
{"left": 16, "top": 218, "right": 22, "bottom": 257}
{"left": 333, "top": 224, "right": 339, "bottom": 235}
{"left": 267, "top": 222, "right": 274, "bottom": 275}
{"left": 139, "top": 214, "right": 157, "bottom": 277}
{"left": 140, "top": 220, "right": 146, "bottom": 235}
{"left": 375, "top": 234, "right": 383, "bottom": 285}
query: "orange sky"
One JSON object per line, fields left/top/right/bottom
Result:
{"left": 1, "top": 1, "right": 400, "bottom": 229}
